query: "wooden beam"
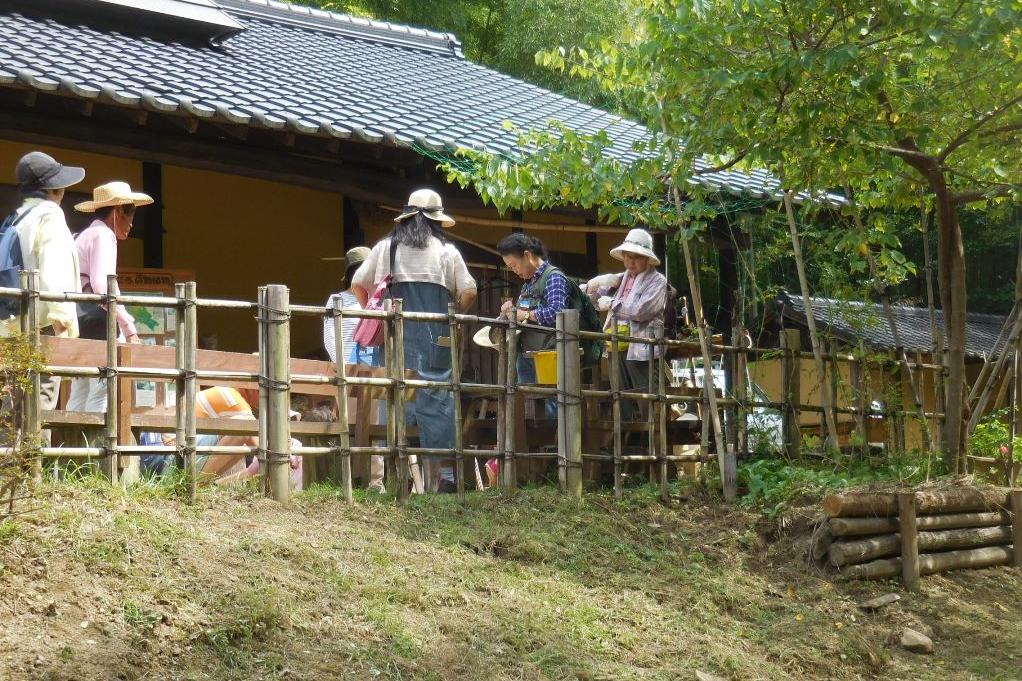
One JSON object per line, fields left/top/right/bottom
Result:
{"left": 379, "top": 204, "right": 627, "bottom": 233}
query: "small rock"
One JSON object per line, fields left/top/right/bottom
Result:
{"left": 696, "top": 672, "right": 727, "bottom": 681}
{"left": 859, "top": 593, "right": 900, "bottom": 611}
{"left": 899, "top": 628, "right": 934, "bottom": 654}
{"left": 43, "top": 602, "right": 57, "bottom": 617}
{"left": 33, "top": 655, "right": 44, "bottom": 667}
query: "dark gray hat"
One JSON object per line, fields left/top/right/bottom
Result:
{"left": 15, "top": 151, "right": 85, "bottom": 190}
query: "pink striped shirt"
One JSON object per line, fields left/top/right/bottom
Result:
{"left": 76, "top": 220, "right": 136, "bottom": 337}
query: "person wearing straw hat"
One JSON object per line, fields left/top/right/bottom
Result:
{"left": 66, "top": 181, "right": 152, "bottom": 412}
{"left": 3, "top": 152, "right": 86, "bottom": 446}
{"left": 351, "top": 189, "right": 477, "bottom": 494}
{"left": 584, "top": 228, "right": 667, "bottom": 421}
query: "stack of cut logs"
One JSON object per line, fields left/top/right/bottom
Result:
{"left": 814, "top": 487, "right": 1022, "bottom": 588}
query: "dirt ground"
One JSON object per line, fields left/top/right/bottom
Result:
{"left": 0, "top": 481, "right": 1019, "bottom": 680}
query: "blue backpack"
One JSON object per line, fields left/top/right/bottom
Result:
{"left": 0, "top": 206, "right": 31, "bottom": 319}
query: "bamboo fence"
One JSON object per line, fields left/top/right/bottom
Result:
{"left": 0, "top": 273, "right": 977, "bottom": 505}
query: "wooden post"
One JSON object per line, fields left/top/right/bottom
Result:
{"left": 1010, "top": 489, "right": 1022, "bottom": 567}
{"left": 503, "top": 315, "right": 518, "bottom": 489}
{"left": 331, "top": 297, "right": 353, "bottom": 504}
{"left": 21, "top": 271, "right": 42, "bottom": 483}
{"left": 102, "top": 275, "right": 120, "bottom": 484}
{"left": 557, "top": 309, "right": 582, "bottom": 498}
{"left": 656, "top": 324, "right": 669, "bottom": 502}
{"left": 610, "top": 316, "right": 623, "bottom": 498}
{"left": 182, "top": 282, "right": 197, "bottom": 502}
{"left": 495, "top": 326, "right": 507, "bottom": 487}
{"left": 898, "top": 492, "right": 920, "bottom": 591}
{"left": 264, "top": 284, "right": 291, "bottom": 504}
{"left": 781, "top": 328, "right": 802, "bottom": 459}
{"left": 391, "top": 298, "right": 409, "bottom": 504}
{"left": 449, "top": 303, "right": 465, "bottom": 504}
{"left": 647, "top": 336, "right": 656, "bottom": 483}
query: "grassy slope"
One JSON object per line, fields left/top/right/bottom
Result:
{"left": 0, "top": 481, "right": 1019, "bottom": 681}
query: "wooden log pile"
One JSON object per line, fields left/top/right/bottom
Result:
{"left": 814, "top": 487, "right": 1022, "bottom": 588}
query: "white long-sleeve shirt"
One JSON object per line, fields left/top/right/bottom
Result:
{"left": 0, "top": 198, "right": 80, "bottom": 337}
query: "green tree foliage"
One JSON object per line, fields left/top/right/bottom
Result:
{"left": 296, "top": 0, "right": 631, "bottom": 104}
{"left": 444, "top": 0, "right": 1022, "bottom": 471}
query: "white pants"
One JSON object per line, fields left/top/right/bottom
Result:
{"left": 67, "top": 377, "right": 107, "bottom": 413}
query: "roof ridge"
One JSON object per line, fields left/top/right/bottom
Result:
{"left": 217, "top": 0, "right": 464, "bottom": 57}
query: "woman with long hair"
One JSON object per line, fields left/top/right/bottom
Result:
{"left": 351, "top": 189, "right": 477, "bottom": 493}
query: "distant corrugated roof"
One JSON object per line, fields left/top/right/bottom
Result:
{"left": 0, "top": 0, "right": 841, "bottom": 202}
{"left": 778, "top": 292, "right": 1009, "bottom": 359}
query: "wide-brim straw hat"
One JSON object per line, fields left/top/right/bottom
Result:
{"left": 343, "top": 246, "right": 371, "bottom": 274}
{"left": 472, "top": 325, "right": 501, "bottom": 351}
{"left": 610, "top": 228, "right": 660, "bottom": 267}
{"left": 393, "top": 188, "right": 456, "bottom": 228}
{"left": 75, "top": 181, "right": 154, "bottom": 212}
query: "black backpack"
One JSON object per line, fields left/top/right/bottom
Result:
{"left": 0, "top": 207, "right": 31, "bottom": 320}
{"left": 526, "top": 265, "right": 604, "bottom": 367}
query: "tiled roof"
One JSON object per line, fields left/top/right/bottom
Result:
{"left": 779, "top": 292, "right": 1009, "bottom": 359}
{"left": 0, "top": 0, "right": 838, "bottom": 202}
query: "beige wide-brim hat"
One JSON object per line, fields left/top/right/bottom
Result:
{"left": 610, "top": 228, "right": 661, "bottom": 267}
{"left": 74, "top": 181, "right": 154, "bottom": 212}
{"left": 393, "top": 188, "right": 456, "bottom": 228}
{"left": 472, "top": 325, "right": 501, "bottom": 351}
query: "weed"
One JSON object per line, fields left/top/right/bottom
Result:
{"left": 202, "top": 582, "right": 288, "bottom": 654}
{"left": 122, "top": 599, "right": 161, "bottom": 629}
{"left": 0, "top": 519, "right": 21, "bottom": 544}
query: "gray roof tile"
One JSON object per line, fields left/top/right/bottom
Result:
{"left": 779, "top": 293, "right": 1008, "bottom": 359}
{"left": 0, "top": 0, "right": 837, "bottom": 202}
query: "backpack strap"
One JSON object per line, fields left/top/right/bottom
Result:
{"left": 387, "top": 237, "right": 397, "bottom": 295}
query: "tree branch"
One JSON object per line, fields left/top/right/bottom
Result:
{"left": 692, "top": 149, "right": 750, "bottom": 175}
{"left": 952, "top": 184, "right": 1022, "bottom": 206}
{"left": 938, "top": 93, "right": 1022, "bottom": 162}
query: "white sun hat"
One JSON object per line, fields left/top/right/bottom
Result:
{"left": 74, "top": 181, "right": 154, "bottom": 213}
{"left": 609, "top": 228, "right": 661, "bottom": 267}
{"left": 393, "top": 188, "right": 456, "bottom": 228}
{"left": 472, "top": 325, "right": 501, "bottom": 351}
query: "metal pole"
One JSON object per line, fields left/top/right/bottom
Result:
{"left": 103, "top": 274, "right": 120, "bottom": 484}
{"left": 331, "top": 297, "right": 353, "bottom": 503}
{"left": 392, "top": 298, "right": 408, "bottom": 504}
{"left": 183, "top": 282, "right": 197, "bottom": 502}
{"left": 264, "top": 284, "right": 292, "bottom": 504}
{"left": 449, "top": 302, "right": 465, "bottom": 504}
{"left": 22, "top": 270, "right": 42, "bottom": 484}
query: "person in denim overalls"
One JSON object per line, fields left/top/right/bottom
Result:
{"left": 351, "top": 190, "right": 477, "bottom": 493}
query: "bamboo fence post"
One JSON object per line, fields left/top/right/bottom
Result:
{"left": 656, "top": 324, "right": 669, "bottom": 502}
{"left": 782, "top": 192, "right": 839, "bottom": 451}
{"left": 647, "top": 335, "right": 656, "bottom": 483}
{"left": 174, "top": 283, "right": 188, "bottom": 497}
{"left": 557, "top": 309, "right": 582, "bottom": 498}
{"left": 101, "top": 275, "right": 121, "bottom": 484}
{"left": 610, "top": 316, "right": 623, "bottom": 498}
{"left": 448, "top": 302, "right": 466, "bottom": 504}
{"left": 503, "top": 314, "right": 518, "bottom": 489}
{"left": 392, "top": 298, "right": 409, "bottom": 504}
{"left": 495, "top": 326, "right": 507, "bottom": 487}
{"left": 733, "top": 325, "right": 748, "bottom": 458}
{"left": 781, "top": 328, "right": 802, "bottom": 459}
{"left": 899, "top": 492, "right": 920, "bottom": 591}
{"left": 264, "top": 284, "right": 291, "bottom": 504}
{"left": 331, "top": 297, "right": 353, "bottom": 503}
{"left": 1010, "top": 489, "right": 1022, "bottom": 567}
{"left": 182, "top": 282, "right": 197, "bottom": 502}
{"left": 852, "top": 344, "right": 868, "bottom": 457}
{"left": 256, "top": 287, "right": 269, "bottom": 496}
{"left": 21, "top": 271, "right": 42, "bottom": 484}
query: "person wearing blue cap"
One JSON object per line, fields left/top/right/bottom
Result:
{"left": 2, "top": 151, "right": 85, "bottom": 444}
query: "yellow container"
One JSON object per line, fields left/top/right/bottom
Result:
{"left": 532, "top": 350, "right": 558, "bottom": 385}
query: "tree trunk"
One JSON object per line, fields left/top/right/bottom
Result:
{"left": 932, "top": 180, "right": 967, "bottom": 472}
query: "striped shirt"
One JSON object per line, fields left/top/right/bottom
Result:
{"left": 323, "top": 290, "right": 360, "bottom": 363}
